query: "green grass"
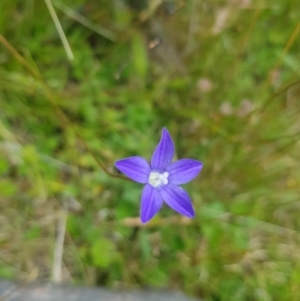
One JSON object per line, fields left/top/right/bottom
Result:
{"left": 1, "top": 0, "right": 300, "bottom": 300}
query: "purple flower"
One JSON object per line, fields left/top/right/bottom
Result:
{"left": 115, "top": 128, "right": 203, "bottom": 223}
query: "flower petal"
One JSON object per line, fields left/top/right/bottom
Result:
{"left": 140, "top": 184, "right": 163, "bottom": 223}
{"left": 160, "top": 184, "right": 195, "bottom": 218}
{"left": 167, "top": 159, "right": 203, "bottom": 185}
{"left": 115, "top": 156, "right": 150, "bottom": 183}
{"left": 151, "top": 128, "right": 175, "bottom": 170}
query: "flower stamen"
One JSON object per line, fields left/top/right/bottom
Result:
{"left": 148, "top": 171, "right": 169, "bottom": 187}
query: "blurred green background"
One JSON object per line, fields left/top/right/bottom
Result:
{"left": 1, "top": 0, "right": 300, "bottom": 300}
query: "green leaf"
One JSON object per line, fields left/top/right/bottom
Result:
{"left": 131, "top": 33, "right": 148, "bottom": 78}
{"left": 0, "top": 179, "right": 16, "bottom": 197}
{"left": 91, "top": 238, "right": 115, "bottom": 268}
{"left": 0, "top": 266, "right": 15, "bottom": 279}
{"left": 24, "top": 226, "right": 41, "bottom": 241}
{"left": 0, "top": 158, "right": 9, "bottom": 174}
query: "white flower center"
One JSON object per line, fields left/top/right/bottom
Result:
{"left": 148, "top": 171, "right": 169, "bottom": 188}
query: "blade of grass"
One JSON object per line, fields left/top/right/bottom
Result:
{"left": 52, "top": 210, "right": 67, "bottom": 283}
{"left": 255, "top": 21, "right": 300, "bottom": 113}
{"left": 44, "top": 0, "right": 74, "bottom": 61}
{"left": 53, "top": 0, "right": 116, "bottom": 42}
{"left": 267, "top": 21, "right": 300, "bottom": 86}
